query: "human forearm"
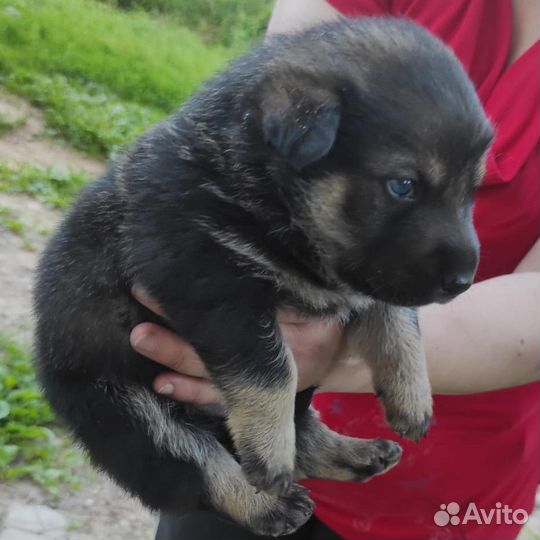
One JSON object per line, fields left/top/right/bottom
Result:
{"left": 266, "top": 0, "right": 341, "bottom": 36}
{"left": 319, "top": 272, "right": 540, "bottom": 395}
{"left": 420, "top": 272, "right": 539, "bottom": 394}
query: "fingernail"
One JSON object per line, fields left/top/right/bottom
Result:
{"left": 157, "top": 383, "right": 174, "bottom": 395}
{"left": 134, "top": 333, "right": 156, "bottom": 353}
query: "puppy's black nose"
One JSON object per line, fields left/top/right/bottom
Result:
{"left": 441, "top": 273, "right": 474, "bottom": 295}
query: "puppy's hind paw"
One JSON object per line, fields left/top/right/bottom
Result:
{"left": 247, "top": 484, "right": 314, "bottom": 537}
{"left": 242, "top": 460, "right": 295, "bottom": 497}
{"left": 350, "top": 439, "right": 402, "bottom": 482}
{"left": 329, "top": 437, "right": 402, "bottom": 483}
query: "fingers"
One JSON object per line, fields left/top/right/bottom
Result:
{"left": 130, "top": 322, "right": 207, "bottom": 378}
{"left": 130, "top": 322, "right": 222, "bottom": 405}
{"left": 129, "top": 294, "right": 344, "bottom": 403}
{"left": 152, "top": 373, "right": 222, "bottom": 405}
{"left": 130, "top": 285, "right": 222, "bottom": 405}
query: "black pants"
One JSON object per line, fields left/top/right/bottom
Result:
{"left": 155, "top": 512, "right": 342, "bottom": 540}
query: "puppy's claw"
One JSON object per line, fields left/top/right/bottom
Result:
{"left": 389, "top": 411, "right": 432, "bottom": 442}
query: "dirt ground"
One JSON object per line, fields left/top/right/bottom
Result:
{"left": 0, "top": 89, "right": 157, "bottom": 540}
{"left": 0, "top": 89, "right": 104, "bottom": 176}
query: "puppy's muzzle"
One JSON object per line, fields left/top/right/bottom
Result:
{"left": 434, "top": 224, "right": 479, "bottom": 303}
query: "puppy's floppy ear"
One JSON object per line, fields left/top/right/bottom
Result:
{"left": 261, "top": 85, "right": 341, "bottom": 171}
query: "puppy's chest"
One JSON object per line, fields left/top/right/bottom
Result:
{"left": 276, "top": 282, "right": 372, "bottom": 322}
{"left": 198, "top": 212, "right": 372, "bottom": 320}
{"left": 231, "top": 239, "right": 372, "bottom": 320}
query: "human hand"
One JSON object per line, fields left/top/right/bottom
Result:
{"left": 130, "top": 285, "right": 372, "bottom": 404}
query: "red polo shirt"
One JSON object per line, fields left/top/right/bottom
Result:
{"left": 307, "top": 1, "right": 540, "bottom": 538}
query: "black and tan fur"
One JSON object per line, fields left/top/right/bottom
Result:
{"left": 34, "top": 18, "right": 493, "bottom": 536}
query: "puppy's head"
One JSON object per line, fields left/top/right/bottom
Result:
{"left": 255, "top": 19, "right": 494, "bottom": 306}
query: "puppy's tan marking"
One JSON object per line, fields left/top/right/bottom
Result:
{"left": 125, "top": 387, "right": 211, "bottom": 464}
{"left": 306, "top": 174, "right": 353, "bottom": 249}
{"left": 347, "top": 302, "right": 432, "bottom": 441}
{"left": 203, "top": 448, "right": 313, "bottom": 537}
{"left": 426, "top": 156, "right": 445, "bottom": 185}
{"left": 224, "top": 345, "right": 298, "bottom": 494}
{"left": 199, "top": 217, "right": 371, "bottom": 316}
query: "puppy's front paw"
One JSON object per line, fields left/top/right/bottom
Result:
{"left": 377, "top": 385, "right": 432, "bottom": 442}
{"left": 386, "top": 408, "right": 432, "bottom": 442}
{"left": 247, "top": 484, "right": 314, "bottom": 537}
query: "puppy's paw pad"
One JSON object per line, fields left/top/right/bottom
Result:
{"left": 248, "top": 485, "right": 314, "bottom": 537}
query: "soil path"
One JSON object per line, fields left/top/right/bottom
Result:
{"left": 0, "top": 89, "right": 104, "bottom": 175}
{"left": 0, "top": 89, "right": 156, "bottom": 540}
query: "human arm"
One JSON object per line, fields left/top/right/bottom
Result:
{"left": 321, "top": 264, "right": 540, "bottom": 395}
{"left": 266, "top": 0, "right": 342, "bottom": 36}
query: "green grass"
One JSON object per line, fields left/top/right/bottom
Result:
{"left": 0, "top": 0, "right": 244, "bottom": 156}
{"left": 0, "top": 0, "right": 235, "bottom": 111}
{"left": 0, "top": 335, "right": 81, "bottom": 495}
{"left": 4, "top": 72, "right": 163, "bottom": 157}
{"left": 0, "top": 163, "right": 92, "bottom": 209}
{"left": 0, "top": 203, "right": 46, "bottom": 251}
{"left": 0, "top": 205, "right": 25, "bottom": 235}
{"left": 100, "top": 0, "right": 273, "bottom": 48}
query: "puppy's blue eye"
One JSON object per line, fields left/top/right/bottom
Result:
{"left": 387, "top": 178, "right": 417, "bottom": 200}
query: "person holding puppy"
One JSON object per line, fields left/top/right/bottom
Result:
{"left": 131, "top": 0, "right": 539, "bottom": 538}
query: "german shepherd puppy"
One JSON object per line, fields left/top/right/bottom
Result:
{"left": 34, "top": 18, "right": 493, "bottom": 536}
